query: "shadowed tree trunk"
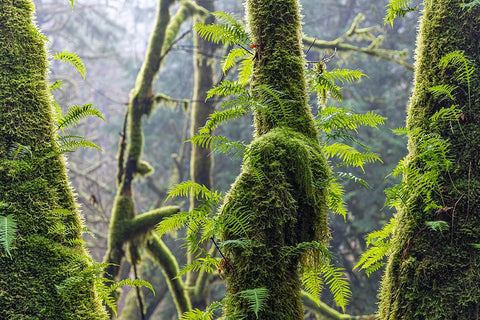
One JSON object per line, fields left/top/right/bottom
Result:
{"left": 220, "top": 0, "right": 330, "bottom": 318}
{"left": 0, "top": 1, "right": 107, "bottom": 319}
{"left": 379, "top": 1, "right": 480, "bottom": 319}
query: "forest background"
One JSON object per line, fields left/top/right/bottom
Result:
{"left": 33, "top": 0, "right": 418, "bottom": 317}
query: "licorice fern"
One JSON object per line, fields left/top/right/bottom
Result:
{"left": 461, "top": 0, "right": 480, "bottom": 12}
{"left": 237, "top": 287, "right": 269, "bottom": 318}
{"left": 194, "top": 11, "right": 250, "bottom": 48}
{"left": 56, "top": 103, "right": 105, "bottom": 132}
{"left": 0, "top": 212, "right": 17, "bottom": 259}
{"left": 384, "top": 0, "right": 418, "bottom": 26}
{"left": 53, "top": 50, "right": 86, "bottom": 79}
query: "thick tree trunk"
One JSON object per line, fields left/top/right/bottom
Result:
{"left": 221, "top": 0, "right": 330, "bottom": 319}
{"left": 0, "top": 1, "right": 107, "bottom": 319}
{"left": 379, "top": 1, "right": 480, "bottom": 319}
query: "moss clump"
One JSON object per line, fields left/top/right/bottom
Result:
{"left": 379, "top": 1, "right": 480, "bottom": 319}
{"left": 222, "top": 127, "right": 330, "bottom": 319}
{"left": 0, "top": 1, "right": 107, "bottom": 318}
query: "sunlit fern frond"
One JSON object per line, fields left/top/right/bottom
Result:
{"left": 207, "top": 80, "right": 247, "bottom": 99}
{"left": 222, "top": 47, "right": 251, "bottom": 73}
{"left": 200, "top": 105, "right": 251, "bottom": 134}
{"left": 53, "top": 50, "right": 86, "bottom": 79}
{"left": 194, "top": 11, "right": 250, "bottom": 47}
{"left": 326, "top": 180, "right": 348, "bottom": 218}
{"left": 49, "top": 79, "right": 65, "bottom": 92}
{"left": 55, "top": 104, "right": 105, "bottom": 132}
{"left": 428, "top": 84, "right": 457, "bottom": 102}
{"left": 55, "top": 134, "right": 102, "bottom": 154}
{"left": 166, "top": 181, "right": 223, "bottom": 203}
{"left": 190, "top": 134, "right": 247, "bottom": 160}
{"left": 177, "top": 256, "right": 220, "bottom": 278}
{"left": 323, "top": 68, "right": 367, "bottom": 85}
{"left": 384, "top": 0, "right": 417, "bottom": 26}
{"left": 355, "top": 218, "right": 395, "bottom": 276}
{"left": 8, "top": 142, "right": 32, "bottom": 160}
{"left": 324, "top": 142, "right": 382, "bottom": 170}
{"left": 321, "top": 262, "right": 351, "bottom": 312}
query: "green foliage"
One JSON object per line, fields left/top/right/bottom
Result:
{"left": 384, "top": 0, "right": 418, "bottom": 26}
{"left": 49, "top": 79, "right": 65, "bottom": 92}
{"left": 237, "top": 287, "right": 269, "bottom": 318}
{"left": 8, "top": 142, "right": 32, "bottom": 160}
{"left": 53, "top": 51, "right": 86, "bottom": 79}
{"left": 355, "top": 218, "right": 395, "bottom": 276}
{"left": 194, "top": 11, "right": 250, "bottom": 47}
{"left": 206, "top": 80, "right": 247, "bottom": 99}
{"left": 425, "top": 220, "right": 450, "bottom": 232}
{"left": 0, "top": 213, "right": 17, "bottom": 259}
{"left": 428, "top": 84, "right": 457, "bottom": 102}
{"left": 324, "top": 143, "right": 382, "bottom": 171}
{"left": 461, "top": 0, "right": 480, "bottom": 12}
{"left": 56, "top": 104, "right": 105, "bottom": 132}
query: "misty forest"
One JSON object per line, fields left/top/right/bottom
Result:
{"left": 1, "top": 0, "right": 480, "bottom": 319}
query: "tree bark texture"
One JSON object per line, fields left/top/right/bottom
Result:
{"left": 379, "top": 1, "right": 480, "bottom": 319}
{"left": 0, "top": 1, "right": 108, "bottom": 319}
{"left": 221, "top": 0, "right": 330, "bottom": 319}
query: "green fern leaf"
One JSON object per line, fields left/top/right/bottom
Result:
{"left": 49, "top": 79, "right": 65, "bottom": 92}
{"left": 238, "top": 58, "right": 253, "bottom": 85}
{"left": 425, "top": 220, "right": 450, "bottom": 232}
{"left": 222, "top": 47, "right": 251, "bottom": 73}
{"left": 8, "top": 142, "right": 32, "bottom": 160}
{"left": 0, "top": 214, "right": 17, "bottom": 259}
{"left": 56, "top": 135, "right": 102, "bottom": 152}
{"left": 177, "top": 256, "right": 220, "bottom": 278}
{"left": 323, "top": 68, "right": 367, "bottom": 84}
{"left": 321, "top": 262, "right": 351, "bottom": 312}
{"left": 53, "top": 51, "right": 86, "bottom": 79}
{"left": 385, "top": 0, "right": 417, "bottom": 26}
{"left": 428, "top": 84, "right": 457, "bottom": 102}
{"left": 194, "top": 12, "right": 249, "bottom": 48}
{"left": 106, "top": 278, "right": 155, "bottom": 295}
{"left": 327, "top": 180, "right": 348, "bottom": 217}
{"left": 461, "top": 0, "right": 480, "bottom": 12}
{"left": 237, "top": 287, "right": 269, "bottom": 318}
{"left": 207, "top": 80, "right": 247, "bottom": 99}
{"left": 335, "top": 172, "right": 370, "bottom": 188}
{"left": 324, "top": 142, "right": 382, "bottom": 170}
{"left": 56, "top": 104, "right": 105, "bottom": 132}
{"left": 166, "top": 181, "right": 223, "bottom": 202}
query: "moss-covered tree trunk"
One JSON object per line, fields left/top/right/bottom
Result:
{"left": 379, "top": 1, "right": 480, "bottom": 319}
{"left": 0, "top": 1, "right": 108, "bottom": 319}
{"left": 221, "top": 0, "right": 330, "bottom": 319}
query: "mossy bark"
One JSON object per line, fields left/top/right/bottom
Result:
{"left": 379, "top": 1, "right": 480, "bottom": 319}
{"left": 0, "top": 1, "right": 107, "bottom": 319}
{"left": 221, "top": 1, "right": 330, "bottom": 319}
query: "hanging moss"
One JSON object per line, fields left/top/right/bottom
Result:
{"left": 220, "top": 1, "right": 330, "bottom": 318}
{"left": 0, "top": 1, "right": 107, "bottom": 318}
{"left": 379, "top": 1, "right": 480, "bottom": 319}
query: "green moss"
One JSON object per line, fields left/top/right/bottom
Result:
{"left": 379, "top": 1, "right": 480, "bottom": 319}
{"left": 0, "top": 3, "right": 107, "bottom": 317}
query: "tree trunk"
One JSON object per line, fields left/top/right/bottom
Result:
{"left": 221, "top": 0, "right": 330, "bottom": 319}
{"left": 0, "top": 1, "right": 107, "bottom": 319}
{"left": 379, "top": 1, "right": 480, "bottom": 319}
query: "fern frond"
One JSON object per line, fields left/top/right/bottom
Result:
{"left": 428, "top": 84, "right": 457, "bottom": 102}
{"left": 355, "top": 218, "right": 395, "bottom": 276}
{"left": 318, "top": 107, "right": 386, "bottom": 133}
{"left": 327, "top": 180, "right": 348, "bottom": 217}
{"left": 312, "top": 75, "right": 343, "bottom": 102}
{"left": 194, "top": 11, "right": 249, "bottom": 47}
{"left": 222, "top": 47, "right": 251, "bottom": 73}
{"left": 335, "top": 172, "right": 370, "bottom": 188}
{"left": 177, "top": 256, "right": 220, "bottom": 277}
{"left": 439, "top": 51, "right": 476, "bottom": 86}
{"left": 200, "top": 105, "right": 250, "bottom": 134}
{"left": 237, "top": 287, "right": 269, "bottom": 318}
{"left": 190, "top": 134, "right": 246, "bottom": 160}
{"left": 219, "top": 206, "right": 253, "bottom": 237}
{"left": 0, "top": 214, "right": 17, "bottom": 259}
{"left": 385, "top": 0, "right": 417, "bottom": 26}
{"left": 56, "top": 104, "right": 105, "bottom": 132}
{"left": 207, "top": 80, "right": 247, "bottom": 99}
{"left": 49, "top": 79, "right": 65, "bottom": 92}
{"left": 425, "top": 220, "right": 450, "bottom": 232}
{"left": 166, "top": 181, "right": 223, "bottom": 203}
{"left": 8, "top": 142, "right": 32, "bottom": 160}
{"left": 321, "top": 262, "right": 351, "bottom": 312}
{"left": 106, "top": 278, "right": 155, "bottom": 295}
{"left": 461, "top": 0, "right": 480, "bottom": 12}
{"left": 323, "top": 68, "right": 367, "bottom": 84}
{"left": 219, "top": 239, "right": 251, "bottom": 250}
{"left": 301, "top": 270, "right": 324, "bottom": 304}
{"left": 238, "top": 58, "right": 253, "bottom": 85}
{"left": 56, "top": 135, "right": 102, "bottom": 153}
{"left": 324, "top": 142, "right": 382, "bottom": 170}
{"left": 53, "top": 51, "right": 86, "bottom": 79}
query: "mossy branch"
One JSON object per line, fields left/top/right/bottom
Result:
{"left": 303, "top": 13, "right": 413, "bottom": 71}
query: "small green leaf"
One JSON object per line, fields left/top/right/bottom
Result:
{"left": 0, "top": 214, "right": 17, "bottom": 259}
